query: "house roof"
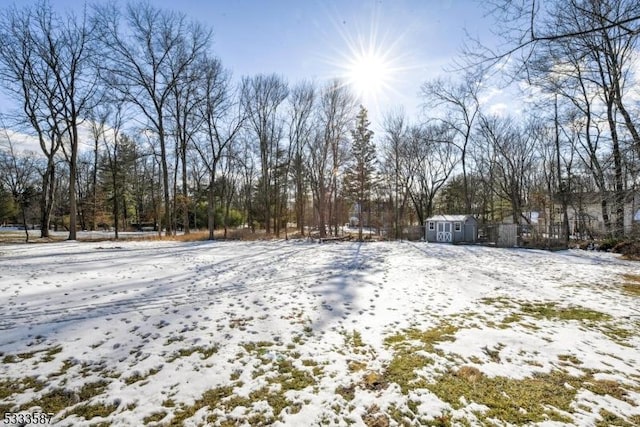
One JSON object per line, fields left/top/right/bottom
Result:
{"left": 426, "top": 215, "right": 475, "bottom": 222}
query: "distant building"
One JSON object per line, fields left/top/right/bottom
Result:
{"left": 425, "top": 215, "right": 478, "bottom": 244}
{"left": 563, "top": 191, "right": 640, "bottom": 237}
{"left": 521, "top": 191, "right": 640, "bottom": 238}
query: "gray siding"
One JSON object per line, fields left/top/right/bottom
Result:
{"left": 425, "top": 216, "right": 477, "bottom": 244}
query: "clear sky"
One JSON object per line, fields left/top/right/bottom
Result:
{"left": 1, "top": 0, "right": 497, "bottom": 130}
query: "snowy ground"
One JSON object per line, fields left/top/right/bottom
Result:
{"left": 0, "top": 240, "right": 639, "bottom": 426}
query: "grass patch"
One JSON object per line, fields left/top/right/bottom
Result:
{"left": 483, "top": 298, "right": 612, "bottom": 325}
{"left": 585, "top": 378, "right": 631, "bottom": 403}
{"left": 345, "top": 330, "right": 364, "bottom": 348}
{"left": 501, "top": 312, "right": 523, "bottom": 325}
{"left": 22, "top": 380, "right": 110, "bottom": 415}
{"left": 335, "top": 384, "right": 356, "bottom": 401}
{"left": 171, "top": 386, "right": 235, "bottom": 425}
{"left": 481, "top": 343, "right": 504, "bottom": 362}
{"left": 381, "top": 323, "right": 457, "bottom": 394}
{"left": 2, "top": 354, "right": 17, "bottom": 363}
{"left": 124, "top": 367, "right": 161, "bottom": 385}
{"left": 68, "top": 401, "right": 118, "bottom": 420}
{"left": 172, "top": 343, "right": 319, "bottom": 423}
{"left": 16, "top": 350, "right": 37, "bottom": 360}
{"left": 383, "top": 349, "right": 432, "bottom": 393}
{"left": 267, "top": 358, "right": 317, "bottom": 391}
{"left": 384, "top": 323, "right": 458, "bottom": 354}
{"left": 341, "top": 329, "right": 375, "bottom": 358}
{"left": 41, "top": 346, "right": 63, "bottom": 363}
{"left": 558, "top": 354, "right": 582, "bottom": 365}
{"left": 166, "top": 345, "right": 218, "bottom": 362}
{"left": 143, "top": 411, "right": 167, "bottom": 424}
{"left": 599, "top": 323, "right": 638, "bottom": 345}
{"left": 361, "top": 371, "right": 388, "bottom": 392}
{"left": 164, "top": 336, "right": 184, "bottom": 346}
{"left": 480, "top": 297, "right": 517, "bottom": 308}
{"left": 171, "top": 373, "right": 307, "bottom": 426}
{"left": 241, "top": 341, "right": 274, "bottom": 356}
{"left": 348, "top": 360, "right": 367, "bottom": 372}
{"left": 49, "top": 358, "right": 76, "bottom": 378}
{"left": 595, "top": 409, "right": 636, "bottom": 427}
{"left": 0, "top": 376, "right": 47, "bottom": 410}
{"left": 229, "top": 316, "right": 254, "bottom": 329}
{"left": 229, "top": 369, "right": 242, "bottom": 381}
{"left": 427, "top": 368, "right": 577, "bottom": 424}
{"left": 621, "top": 274, "right": 640, "bottom": 297}
{"left": 519, "top": 302, "right": 610, "bottom": 322}
{"left": 361, "top": 404, "right": 390, "bottom": 427}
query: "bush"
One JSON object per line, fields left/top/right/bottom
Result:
{"left": 612, "top": 241, "right": 640, "bottom": 260}
{"left": 598, "top": 238, "right": 622, "bottom": 251}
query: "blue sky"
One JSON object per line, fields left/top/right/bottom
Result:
{"left": 1, "top": 0, "right": 497, "bottom": 128}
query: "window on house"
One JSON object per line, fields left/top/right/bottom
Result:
{"left": 428, "top": 222, "right": 435, "bottom": 230}
{"left": 454, "top": 222, "right": 461, "bottom": 232}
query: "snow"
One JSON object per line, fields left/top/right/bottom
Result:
{"left": 0, "top": 240, "right": 639, "bottom": 426}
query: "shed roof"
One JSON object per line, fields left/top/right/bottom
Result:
{"left": 426, "top": 215, "right": 475, "bottom": 222}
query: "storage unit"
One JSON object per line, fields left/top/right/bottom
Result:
{"left": 425, "top": 215, "right": 477, "bottom": 244}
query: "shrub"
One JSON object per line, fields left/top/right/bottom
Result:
{"left": 598, "top": 238, "right": 621, "bottom": 252}
{"left": 612, "top": 240, "right": 640, "bottom": 260}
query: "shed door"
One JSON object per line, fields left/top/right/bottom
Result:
{"left": 437, "top": 222, "right": 452, "bottom": 242}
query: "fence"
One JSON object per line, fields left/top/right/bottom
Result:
{"left": 478, "top": 223, "right": 569, "bottom": 249}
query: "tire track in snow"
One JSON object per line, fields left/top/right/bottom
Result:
{"left": 0, "top": 242, "right": 370, "bottom": 331}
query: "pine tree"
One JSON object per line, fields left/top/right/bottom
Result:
{"left": 345, "top": 105, "right": 377, "bottom": 241}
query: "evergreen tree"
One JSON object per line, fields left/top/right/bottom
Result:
{"left": 345, "top": 105, "right": 377, "bottom": 241}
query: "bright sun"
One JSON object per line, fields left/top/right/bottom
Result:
{"left": 347, "top": 51, "right": 392, "bottom": 99}
{"left": 321, "top": 9, "right": 416, "bottom": 111}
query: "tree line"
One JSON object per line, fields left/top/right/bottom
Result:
{"left": 0, "top": 0, "right": 639, "bottom": 243}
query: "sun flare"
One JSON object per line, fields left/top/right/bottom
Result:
{"left": 319, "top": 7, "right": 420, "bottom": 115}
{"left": 347, "top": 50, "right": 392, "bottom": 99}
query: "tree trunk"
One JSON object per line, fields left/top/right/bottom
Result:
{"left": 68, "top": 125, "right": 79, "bottom": 240}
{"left": 181, "top": 140, "right": 190, "bottom": 235}
{"left": 159, "top": 130, "right": 172, "bottom": 237}
{"left": 40, "top": 159, "right": 56, "bottom": 238}
{"left": 606, "top": 98, "right": 625, "bottom": 238}
{"left": 208, "top": 172, "right": 215, "bottom": 240}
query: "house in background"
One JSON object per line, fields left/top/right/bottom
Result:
{"left": 494, "top": 190, "right": 640, "bottom": 240}
{"left": 564, "top": 191, "right": 640, "bottom": 237}
{"left": 425, "top": 215, "right": 478, "bottom": 244}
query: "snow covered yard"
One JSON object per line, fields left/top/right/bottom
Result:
{"left": 0, "top": 240, "right": 639, "bottom": 426}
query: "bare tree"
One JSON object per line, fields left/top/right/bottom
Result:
{"left": 477, "top": 115, "right": 539, "bottom": 225}
{"left": 308, "top": 80, "right": 355, "bottom": 237}
{"left": 404, "top": 124, "right": 458, "bottom": 225}
{"left": 169, "top": 56, "right": 208, "bottom": 235}
{"left": 241, "top": 74, "right": 288, "bottom": 235}
{"left": 525, "top": 0, "right": 640, "bottom": 237}
{"left": 287, "top": 81, "right": 316, "bottom": 236}
{"left": 466, "top": 0, "right": 640, "bottom": 71}
{"left": 93, "top": 101, "right": 129, "bottom": 239}
{"left": 0, "top": 2, "right": 95, "bottom": 239}
{"left": 0, "top": 123, "right": 38, "bottom": 242}
{"left": 0, "top": 11, "right": 59, "bottom": 237}
{"left": 382, "top": 109, "right": 410, "bottom": 239}
{"left": 421, "top": 71, "right": 482, "bottom": 212}
{"left": 194, "top": 58, "right": 244, "bottom": 240}
{"left": 95, "top": 2, "right": 211, "bottom": 236}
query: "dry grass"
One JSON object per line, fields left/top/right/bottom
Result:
{"left": 621, "top": 274, "right": 640, "bottom": 297}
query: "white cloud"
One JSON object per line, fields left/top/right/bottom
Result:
{"left": 487, "top": 102, "right": 508, "bottom": 116}
{"left": 0, "top": 129, "right": 42, "bottom": 156}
